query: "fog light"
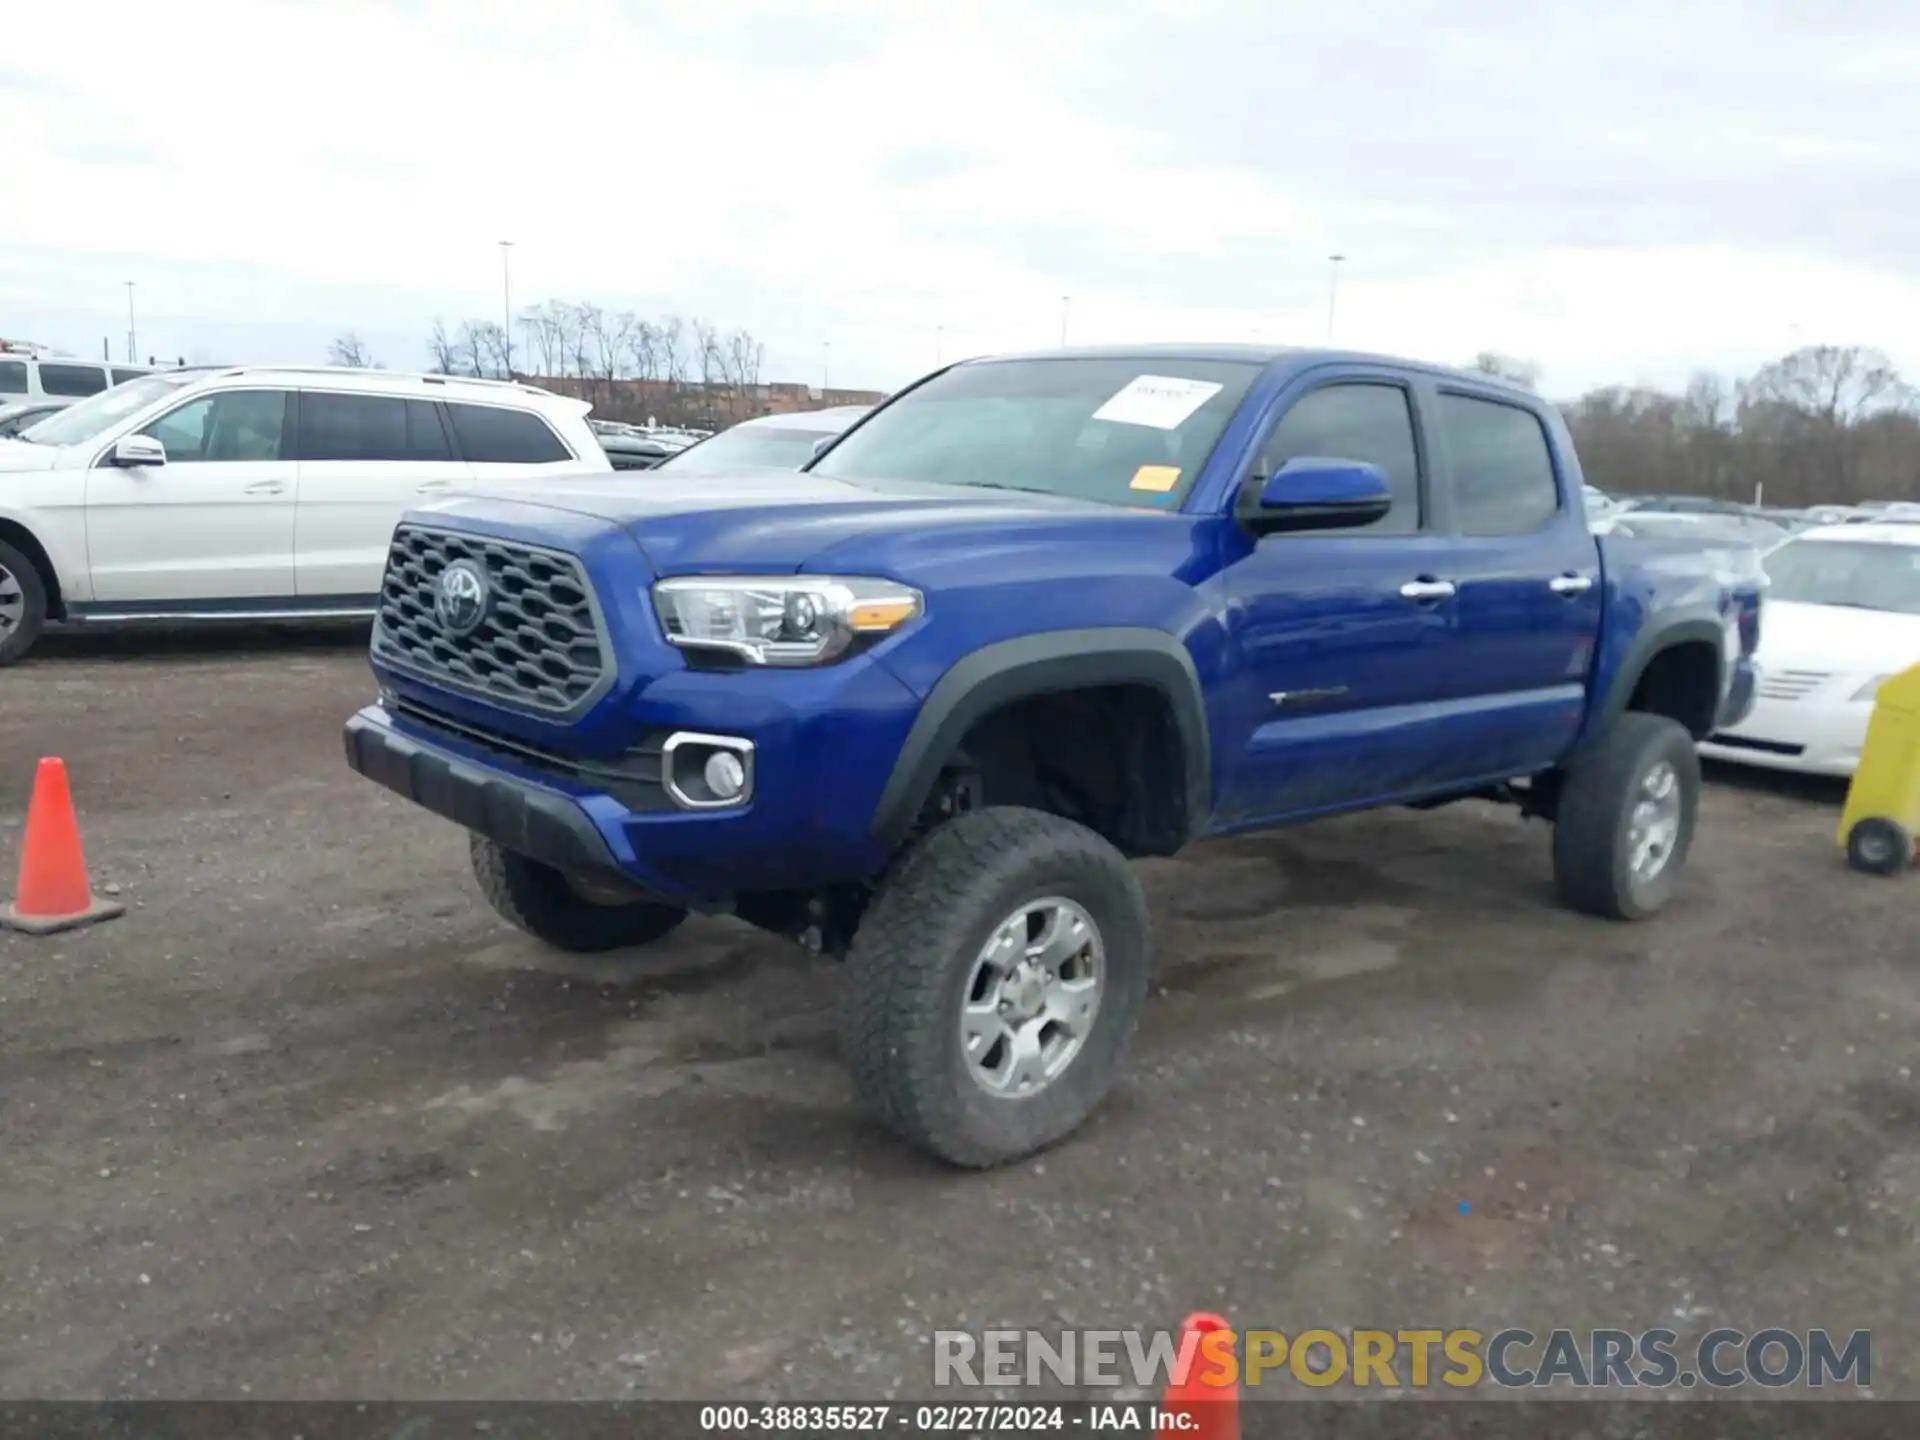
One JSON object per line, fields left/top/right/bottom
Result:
{"left": 705, "top": 750, "right": 746, "bottom": 800}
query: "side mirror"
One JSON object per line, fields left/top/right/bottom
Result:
{"left": 111, "top": 434, "right": 167, "bottom": 468}
{"left": 811, "top": 434, "right": 836, "bottom": 458}
{"left": 1241, "top": 457, "right": 1392, "bottom": 534}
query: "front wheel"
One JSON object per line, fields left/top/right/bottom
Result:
{"left": 839, "top": 807, "right": 1153, "bottom": 1168}
{"left": 0, "top": 539, "right": 49, "bottom": 667}
{"left": 469, "top": 834, "right": 687, "bottom": 952}
{"left": 1552, "top": 712, "right": 1701, "bottom": 920}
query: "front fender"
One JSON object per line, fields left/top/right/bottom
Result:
{"left": 870, "top": 627, "right": 1211, "bottom": 847}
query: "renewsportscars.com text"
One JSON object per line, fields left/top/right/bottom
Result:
{"left": 934, "top": 1326, "right": 1872, "bottom": 1391}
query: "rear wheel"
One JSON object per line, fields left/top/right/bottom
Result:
{"left": 1552, "top": 712, "right": 1701, "bottom": 919}
{"left": 469, "top": 834, "right": 687, "bottom": 952}
{"left": 839, "top": 807, "right": 1152, "bottom": 1168}
{"left": 0, "top": 539, "right": 48, "bottom": 666}
{"left": 1846, "top": 818, "right": 1913, "bottom": 877}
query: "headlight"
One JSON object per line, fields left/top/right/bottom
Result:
{"left": 651, "top": 575, "right": 922, "bottom": 666}
{"left": 1852, "top": 674, "right": 1892, "bottom": 703}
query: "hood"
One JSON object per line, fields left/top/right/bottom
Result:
{"left": 1758, "top": 599, "right": 1920, "bottom": 676}
{"left": 426, "top": 468, "right": 1184, "bottom": 574}
{"left": 0, "top": 439, "right": 63, "bottom": 472}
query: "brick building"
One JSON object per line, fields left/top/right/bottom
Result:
{"left": 528, "top": 375, "right": 886, "bottom": 428}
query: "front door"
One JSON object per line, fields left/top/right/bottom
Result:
{"left": 1216, "top": 372, "right": 1472, "bottom": 823}
{"left": 84, "top": 388, "right": 297, "bottom": 603}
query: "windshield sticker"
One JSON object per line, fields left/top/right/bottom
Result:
{"left": 1092, "top": 375, "right": 1224, "bottom": 430}
{"left": 1129, "top": 464, "right": 1182, "bottom": 493}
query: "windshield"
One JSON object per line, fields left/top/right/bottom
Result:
{"left": 808, "top": 357, "right": 1262, "bottom": 507}
{"left": 1764, "top": 539, "right": 1920, "bottom": 615}
{"left": 19, "top": 371, "right": 200, "bottom": 447}
{"left": 1617, "top": 513, "right": 1784, "bottom": 547}
{"left": 658, "top": 423, "right": 835, "bottom": 474}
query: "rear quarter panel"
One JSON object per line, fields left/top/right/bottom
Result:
{"left": 1584, "top": 530, "right": 1763, "bottom": 740}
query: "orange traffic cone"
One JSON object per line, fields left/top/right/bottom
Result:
{"left": 2, "top": 758, "right": 124, "bottom": 935}
{"left": 1161, "top": 1313, "right": 1240, "bottom": 1440}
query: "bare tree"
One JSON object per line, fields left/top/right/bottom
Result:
{"left": 427, "top": 320, "right": 459, "bottom": 375}
{"left": 329, "top": 331, "right": 378, "bottom": 368}
{"left": 1742, "top": 345, "right": 1910, "bottom": 426}
{"left": 655, "top": 315, "right": 687, "bottom": 386}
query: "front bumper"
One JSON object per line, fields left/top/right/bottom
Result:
{"left": 346, "top": 643, "right": 923, "bottom": 905}
{"left": 1699, "top": 693, "right": 1867, "bottom": 778}
{"left": 344, "top": 709, "right": 631, "bottom": 881}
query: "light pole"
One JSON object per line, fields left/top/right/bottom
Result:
{"left": 936, "top": 324, "right": 944, "bottom": 366}
{"left": 124, "top": 281, "right": 137, "bottom": 363}
{"left": 824, "top": 339, "right": 831, "bottom": 391}
{"left": 1326, "top": 254, "right": 1345, "bottom": 341}
{"left": 498, "top": 241, "right": 514, "bottom": 377}
{"left": 1060, "top": 295, "right": 1070, "bottom": 347}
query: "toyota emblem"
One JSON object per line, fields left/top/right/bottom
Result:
{"left": 434, "top": 560, "right": 489, "bottom": 636}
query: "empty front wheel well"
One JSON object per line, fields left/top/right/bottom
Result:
{"left": 927, "top": 685, "right": 1192, "bottom": 857}
{"left": 0, "top": 521, "right": 62, "bottom": 620}
{"left": 1626, "top": 640, "right": 1720, "bottom": 740}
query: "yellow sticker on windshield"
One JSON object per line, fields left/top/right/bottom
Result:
{"left": 1129, "top": 464, "right": 1182, "bottom": 493}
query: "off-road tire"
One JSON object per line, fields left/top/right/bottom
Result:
{"left": 1552, "top": 712, "right": 1701, "bottom": 920}
{"left": 839, "top": 806, "right": 1152, "bottom": 1168}
{"left": 1846, "top": 818, "right": 1913, "bottom": 877}
{"left": 0, "top": 539, "right": 49, "bottom": 667}
{"left": 469, "top": 834, "right": 687, "bottom": 952}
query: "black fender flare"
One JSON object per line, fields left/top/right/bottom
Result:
{"left": 1596, "top": 612, "right": 1726, "bottom": 735}
{"left": 870, "top": 627, "right": 1212, "bottom": 848}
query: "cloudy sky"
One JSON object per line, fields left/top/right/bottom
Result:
{"left": 5, "top": 0, "right": 1920, "bottom": 397}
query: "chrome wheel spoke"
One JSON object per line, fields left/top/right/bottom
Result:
{"left": 960, "top": 896, "right": 1105, "bottom": 1100}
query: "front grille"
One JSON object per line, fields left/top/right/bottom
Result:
{"left": 374, "top": 525, "right": 613, "bottom": 716}
{"left": 1756, "top": 669, "right": 1830, "bottom": 703}
{"left": 391, "top": 699, "right": 671, "bottom": 811}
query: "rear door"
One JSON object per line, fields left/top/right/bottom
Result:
{"left": 1422, "top": 385, "right": 1603, "bottom": 774}
{"left": 293, "top": 391, "right": 463, "bottom": 597}
{"left": 1217, "top": 368, "right": 1479, "bottom": 822}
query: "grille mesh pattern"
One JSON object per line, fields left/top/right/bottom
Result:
{"left": 374, "top": 525, "right": 610, "bottom": 714}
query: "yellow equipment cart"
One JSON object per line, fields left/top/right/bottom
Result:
{"left": 1839, "top": 663, "right": 1920, "bottom": 876}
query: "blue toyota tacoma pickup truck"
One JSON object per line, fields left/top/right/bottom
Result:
{"left": 344, "top": 345, "right": 1761, "bottom": 1167}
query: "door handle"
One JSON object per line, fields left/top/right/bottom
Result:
{"left": 244, "top": 480, "right": 286, "bottom": 495}
{"left": 1399, "top": 579, "right": 1457, "bottom": 603}
{"left": 1549, "top": 573, "right": 1595, "bottom": 596}
{"left": 414, "top": 480, "right": 454, "bottom": 494}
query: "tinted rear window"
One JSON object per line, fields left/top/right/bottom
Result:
{"left": 300, "top": 393, "right": 452, "bottom": 462}
{"left": 446, "top": 403, "right": 571, "bottom": 464}
{"left": 39, "top": 363, "right": 109, "bottom": 398}
{"left": 111, "top": 368, "right": 148, "bottom": 386}
{"left": 1438, "top": 393, "right": 1561, "bottom": 536}
{"left": 0, "top": 361, "right": 26, "bottom": 395}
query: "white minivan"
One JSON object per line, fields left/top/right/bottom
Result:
{"left": 0, "top": 364, "right": 612, "bottom": 663}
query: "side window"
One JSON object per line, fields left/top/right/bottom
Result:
{"left": 299, "top": 392, "right": 443, "bottom": 462}
{"left": 0, "top": 361, "right": 26, "bottom": 395}
{"left": 1256, "top": 382, "right": 1421, "bottom": 535}
{"left": 39, "top": 363, "right": 110, "bottom": 398}
{"left": 1438, "top": 393, "right": 1561, "bottom": 536}
{"left": 446, "top": 403, "right": 572, "bottom": 464}
{"left": 110, "top": 368, "right": 147, "bottom": 386}
{"left": 141, "top": 390, "right": 288, "bottom": 463}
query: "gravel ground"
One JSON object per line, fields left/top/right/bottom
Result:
{"left": 1, "top": 629, "right": 1914, "bottom": 1403}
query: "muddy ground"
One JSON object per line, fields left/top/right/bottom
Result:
{"left": 1, "top": 628, "right": 1914, "bottom": 1402}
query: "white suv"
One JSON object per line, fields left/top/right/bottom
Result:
{"left": 0, "top": 365, "right": 611, "bottom": 663}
